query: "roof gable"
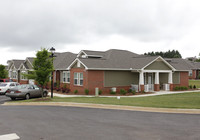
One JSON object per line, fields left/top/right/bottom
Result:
{"left": 24, "top": 57, "right": 34, "bottom": 70}
{"left": 144, "top": 58, "right": 172, "bottom": 70}
{"left": 19, "top": 63, "right": 27, "bottom": 70}
{"left": 12, "top": 60, "right": 24, "bottom": 70}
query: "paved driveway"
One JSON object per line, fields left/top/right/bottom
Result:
{"left": 0, "top": 105, "right": 200, "bottom": 140}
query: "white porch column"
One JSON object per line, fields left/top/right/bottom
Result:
{"left": 155, "top": 72, "right": 159, "bottom": 84}
{"left": 139, "top": 71, "right": 144, "bottom": 85}
{"left": 168, "top": 71, "right": 173, "bottom": 84}
{"left": 139, "top": 71, "right": 144, "bottom": 92}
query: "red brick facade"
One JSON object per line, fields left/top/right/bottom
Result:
{"left": 154, "top": 84, "right": 160, "bottom": 91}
{"left": 189, "top": 70, "right": 196, "bottom": 79}
{"left": 54, "top": 69, "right": 189, "bottom": 94}
{"left": 69, "top": 68, "right": 132, "bottom": 94}
{"left": 171, "top": 72, "right": 189, "bottom": 89}
{"left": 70, "top": 68, "right": 87, "bottom": 94}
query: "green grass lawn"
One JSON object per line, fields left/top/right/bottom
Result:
{"left": 189, "top": 80, "right": 200, "bottom": 88}
{"left": 13, "top": 92, "right": 200, "bottom": 109}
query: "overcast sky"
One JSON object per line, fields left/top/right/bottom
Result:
{"left": 0, "top": 0, "right": 200, "bottom": 65}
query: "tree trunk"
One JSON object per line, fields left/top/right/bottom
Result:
{"left": 41, "top": 85, "right": 44, "bottom": 99}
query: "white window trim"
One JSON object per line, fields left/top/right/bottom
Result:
{"left": 74, "top": 72, "right": 83, "bottom": 86}
{"left": 21, "top": 71, "right": 27, "bottom": 80}
{"left": 188, "top": 70, "right": 192, "bottom": 76}
{"left": 63, "top": 71, "right": 70, "bottom": 83}
{"left": 12, "top": 71, "right": 17, "bottom": 79}
{"left": 67, "top": 71, "right": 70, "bottom": 83}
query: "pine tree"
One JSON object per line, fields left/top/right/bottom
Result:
{"left": 144, "top": 50, "right": 182, "bottom": 58}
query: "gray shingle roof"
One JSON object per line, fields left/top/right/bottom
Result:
{"left": 23, "top": 63, "right": 29, "bottom": 69}
{"left": 27, "top": 57, "right": 34, "bottom": 65}
{"left": 164, "top": 58, "right": 195, "bottom": 71}
{"left": 194, "top": 62, "right": 200, "bottom": 69}
{"left": 54, "top": 52, "right": 76, "bottom": 70}
{"left": 184, "top": 61, "right": 200, "bottom": 70}
{"left": 79, "top": 49, "right": 158, "bottom": 70}
{"left": 12, "top": 60, "right": 24, "bottom": 69}
{"left": 77, "top": 49, "right": 193, "bottom": 71}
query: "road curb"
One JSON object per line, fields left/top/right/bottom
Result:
{"left": 3, "top": 102, "right": 200, "bottom": 114}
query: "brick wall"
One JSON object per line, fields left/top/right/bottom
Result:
{"left": 189, "top": 70, "right": 196, "bottom": 79}
{"left": 87, "top": 70, "right": 104, "bottom": 94}
{"left": 171, "top": 71, "right": 189, "bottom": 90}
{"left": 56, "top": 71, "right": 60, "bottom": 82}
{"left": 180, "top": 72, "right": 189, "bottom": 87}
{"left": 19, "top": 80, "right": 29, "bottom": 84}
{"left": 70, "top": 69, "right": 132, "bottom": 94}
{"left": 70, "top": 68, "right": 87, "bottom": 94}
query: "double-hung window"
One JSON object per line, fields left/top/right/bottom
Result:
{"left": 63, "top": 71, "right": 70, "bottom": 83}
{"left": 67, "top": 71, "right": 70, "bottom": 83}
{"left": 21, "top": 71, "right": 27, "bottom": 80}
{"left": 188, "top": 70, "right": 192, "bottom": 76}
{"left": 12, "top": 71, "right": 17, "bottom": 79}
{"left": 74, "top": 72, "right": 83, "bottom": 86}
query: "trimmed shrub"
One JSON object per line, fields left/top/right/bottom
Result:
{"left": 74, "top": 89, "right": 78, "bottom": 94}
{"left": 120, "top": 89, "right": 127, "bottom": 95}
{"left": 189, "top": 85, "right": 193, "bottom": 89}
{"left": 174, "top": 86, "right": 188, "bottom": 91}
{"left": 193, "top": 85, "right": 196, "bottom": 89}
{"left": 132, "top": 90, "right": 136, "bottom": 95}
{"left": 84, "top": 89, "right": 89, "bottom": 95}
{"left": 174, "top": 87, "right": 179, "bottom": 91}
{"left": 128, "top": 89, "right": 132, "bottom": 93}
{"left": 110, "top": 91, "right": 116, "bottom": 95}
{"left": 98, "top": 90, "right": 102, "bottom": 95}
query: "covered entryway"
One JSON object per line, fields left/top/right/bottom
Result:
{"left": 138, "top": 70, "right": 173, "bottom": 92}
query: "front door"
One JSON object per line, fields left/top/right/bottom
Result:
{"left": 148, "top": 74, "right": 154, "bottom": 91}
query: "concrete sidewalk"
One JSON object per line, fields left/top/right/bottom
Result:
{"left": 52, "top": 89, "right": 200, "bottom": 98}
{"left": 3, "top": 102, "right": 200, "bottom": 114}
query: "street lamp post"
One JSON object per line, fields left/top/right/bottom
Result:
{"left": 50, "top": 47, "right": 55, "bottom": 98}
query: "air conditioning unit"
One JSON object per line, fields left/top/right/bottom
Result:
{"left": 111, "top": 87, "right": 117, "bottom": 92}
{"left": 131, "top": 84, "right": 138, "bottom": 92}
{"left": 163, "top": 84, "right": 170, "bottom": 91}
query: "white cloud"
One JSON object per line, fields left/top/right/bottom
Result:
{"left": 0, "top": 0, "right": 200, "bottom": 65}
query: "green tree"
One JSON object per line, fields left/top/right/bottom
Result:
{"left": 144, "top": 50, "right": 182, "bottom": 58}
{"left": 0, "top": 64, "right": 8, "bottom": 79}
{"left": 25, "top": 48, "right": 53, "bottom": 97}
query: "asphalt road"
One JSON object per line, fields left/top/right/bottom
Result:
{"left": 0, "top": 95, "right": 10, "bottom": 104}
{"left": 0, "top": 104, "right": 200, "bottom": 140}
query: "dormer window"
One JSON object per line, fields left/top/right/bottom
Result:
{"left": 81, "top": 55, "right": 87, "bottom": 58}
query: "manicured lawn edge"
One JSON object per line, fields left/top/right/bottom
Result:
{"left": 9, "top": 92, "right": 200, "bottom": 109}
